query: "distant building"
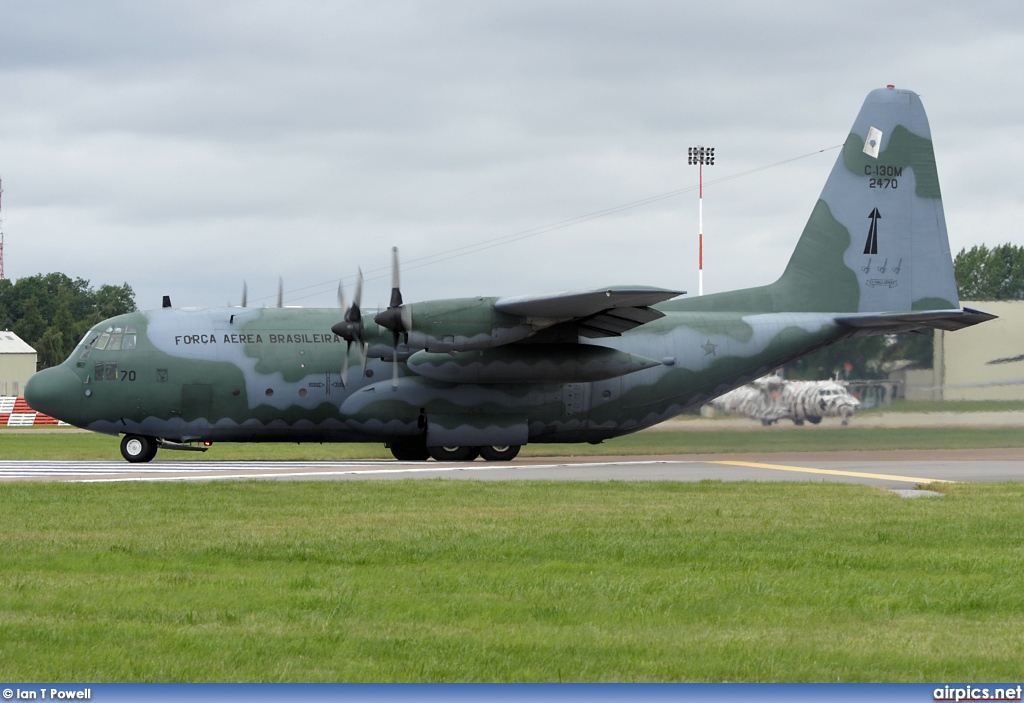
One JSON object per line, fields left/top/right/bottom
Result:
{"left": 0, "top": 330, "right": 37, "bottom": 397}
{"left": 930, "top": 300, "right": 1024, "bottom": 401}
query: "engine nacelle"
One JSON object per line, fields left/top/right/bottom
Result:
{"left": 406, "top": 343, "right": 662, "bottom": 384}
{"left": 401, "top": 297, "right": 537, "bottom": 352}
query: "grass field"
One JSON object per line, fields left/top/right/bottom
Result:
{"left": 1, "top": 480, "right": 1023, "bottom": 681}
{"left": 2, "top": 425, "right": 1024, "bottom": 460}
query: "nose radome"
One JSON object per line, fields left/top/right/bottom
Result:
{"left": 24, "top": 365, "right": 82, "bottom": 422}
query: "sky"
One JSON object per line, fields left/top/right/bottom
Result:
{"left": 1, "top": 1, "right": 1022, "bottom": 312}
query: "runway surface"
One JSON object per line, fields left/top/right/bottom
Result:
{"left": 2, "top": 450, "right": 1022, "bottom": 487}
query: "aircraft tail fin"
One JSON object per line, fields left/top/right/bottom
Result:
{"left": 670, "top": 87, "right": 962, "bottom": 317}
{"left": 769, "top": 86, "right": 959, "bottom": 314}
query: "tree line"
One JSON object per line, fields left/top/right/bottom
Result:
{"left": 0, "top": 273, "right": 136, "bottom": 369}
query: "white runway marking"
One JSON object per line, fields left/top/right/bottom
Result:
{"left": 0, "top": 459, "right": 678, "bottom": 483}
{"left": 0, "top": 458, "right": 1016, "bottom": 486}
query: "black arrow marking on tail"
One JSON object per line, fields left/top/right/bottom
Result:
{"left": 863, "top": 208, "right": 881, "bottom": 255}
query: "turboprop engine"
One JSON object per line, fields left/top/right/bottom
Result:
{"left": 407, "top": 344, "right": 661, "bottom": 384}
{"left": 395, "top": 297, "right": 537, "bottom": 352}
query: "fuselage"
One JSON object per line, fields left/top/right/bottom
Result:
{"left": 26, "top": 304, "right": 847, "bottom": 446}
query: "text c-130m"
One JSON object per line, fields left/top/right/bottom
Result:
{"left": 26, "top": 87, "right": 994, "bottom": 463}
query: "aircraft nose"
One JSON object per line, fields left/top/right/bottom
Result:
{"left": 24, "top": 365, "right": 83, "bottom": 421}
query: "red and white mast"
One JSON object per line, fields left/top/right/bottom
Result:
{"left": 688, "top": 146, "right": 714, "bottom": 296}
{"left": 698, "top": 162, "right": 703, "bottom": 296}
{"left": 0, "top": 177, "right": 5, "bottom": 280}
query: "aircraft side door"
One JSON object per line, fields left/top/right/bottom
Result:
{"left": 181, "top": 383, "right": 212, "bottom": 426}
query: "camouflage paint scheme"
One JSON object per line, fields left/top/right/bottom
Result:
{"left": 25, "top": 88, "right": 993, "bottom": 461}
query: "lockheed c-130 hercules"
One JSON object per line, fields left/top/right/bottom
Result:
{"left": 26, "top": 87, "right": 994, "bottom": 463}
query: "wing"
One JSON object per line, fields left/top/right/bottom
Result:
{"left": 495, "top": 285, "right": 683, "bottom": 338}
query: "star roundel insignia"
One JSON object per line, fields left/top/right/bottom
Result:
{"left": 702, "top": 339, "right": 718, "bottom": 356}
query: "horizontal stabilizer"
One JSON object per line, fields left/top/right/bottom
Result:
{"left": 836, "top": 307, "right": 996, "bottom": 334}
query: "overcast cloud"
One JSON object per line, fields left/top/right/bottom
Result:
{"left": 1, "top": 1, "right": 1022, "bottom": 311}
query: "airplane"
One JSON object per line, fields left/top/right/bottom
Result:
{"left": 707, "top": 375, "right": 860, "bottom": 426}
{"left": 25, "top": 86, "right": 995, "bottom": 463}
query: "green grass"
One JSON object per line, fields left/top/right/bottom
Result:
{"left": 2, "top": 426, "right": 1024, "bottom": 460}
{"left": 0, "top": 431, "right": 393, "bottom": 460}
{"left": 1, "top": 480, "right": 1023, "bottom": 681}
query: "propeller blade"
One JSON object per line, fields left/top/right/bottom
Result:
{"left": 277, "top": 277, "right": 283, "bottom": 308}
{"left": 401, "top": 305, "right": 412, "bottom": 337}
{"left": 337, "top": 281, "right": 347, "bottom": 312}
{"left": 341, "top": 341, "right": 351, "bottom": 388}
{"left": 334, "top": 269, "right": 368, "bottom": 388}
{"left": 391, "top": 329, "right": 400, "bottom": 391}
{"left": 241, "top": 281, "right": 247, "bottom": 308}
{"left": 373, "top": 251, "right": 409, "bottom": 334}
{"left": 389, "top": 247, "right": 403, "bottom": 308}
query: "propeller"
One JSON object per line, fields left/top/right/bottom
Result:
{"left": 241, "top": 281, "right": 247, "bottom": 308}
{"left": 277, "top": 277, "right": 283, "bottom": 308}
{"left": 373, "top": 247, "right": 412, "bottom": 390}
{"left": 331, "top": 268, "right": 367, "bottom": 387}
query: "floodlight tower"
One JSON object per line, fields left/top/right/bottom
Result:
{"left": 688, "top": 146, "right": 715, "bottom": 295}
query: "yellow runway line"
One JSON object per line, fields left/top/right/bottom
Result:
{"left": 711, "top": 460, "right": 952, "bottom": 484}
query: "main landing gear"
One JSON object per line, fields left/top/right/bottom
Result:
{"left": 120, "top": 434, "right": 158, "bottom": 463}
{"left": 387, "top": 438, "right": 521, "bottom": 463}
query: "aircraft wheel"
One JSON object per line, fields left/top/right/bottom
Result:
{"left": 792, "top": 419, "right": 805, "bottom": 426}
{"left": 478, "top": 445, "right": 521, "bottom": 462}
{"left": 807, "top": 416, "right": 822, "bottom": 425}
{"left": 428, "top": 446, "right": 480, "bottom": 462}
{"left": 389, "top": 437, "right": 430, "bottom": 461}
{"left": 120, "top": 434, "right": 158, "bottom": 463}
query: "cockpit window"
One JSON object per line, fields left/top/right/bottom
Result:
{"left": 94, "top": 361, "right": 118, "bottom": 382}
{"left": 87, "top": 324, "right": 137, "bottom": 353}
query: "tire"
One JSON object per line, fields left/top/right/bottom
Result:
{"left": 428, "top": 446, "right": 480, "bottom": 462}
{"left": 807, "top": 416, "right": 822, "bottom": 425}
{"left": 120, "top": 434, "right": 157, "bottom": 463}
{"left": 792, "top": 418, "right": 805, "bottom": 426}
{"left": 478, "top": 445, "right": 521, "bottom": 462}
{"left": 389, "top": 437, "right": 430, "bottom": 461}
